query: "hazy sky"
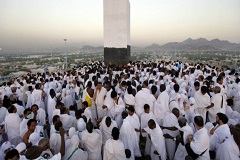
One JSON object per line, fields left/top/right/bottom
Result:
{"left": 0, "top": 0, "right": 240, "bottom": 49}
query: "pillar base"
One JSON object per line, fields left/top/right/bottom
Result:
{"left": 104, "top": 45, "right": 130, "bottom": 65}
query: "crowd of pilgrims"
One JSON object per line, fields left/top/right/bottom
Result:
{"left": 0, "top": 60, "right": 240, "bottom": 160}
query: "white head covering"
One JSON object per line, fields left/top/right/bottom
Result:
{"left": 15, "top": 142, "right": 26, "bottom": 153}
{"left": 189, "top": 97, "right": 196, "bottom": 105}
{"left": 29, "top": 132, "right": 42, "bottom": 146}
{"left": 169, "top": 101, "right": 179, "bottom": 112}
{"left": 1, "top": 141, "right": 11, "bottom": 152}
{"left": 68, "top": 127, "right": 76, "bottom": 138}
{"left": 77, "top": 118, "right": 86, "bottom": 132}
{"left": 64, "top": 135, "right": 80, "bottom": 160}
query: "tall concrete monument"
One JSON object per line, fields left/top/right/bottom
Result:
{"left": 104, "top": 0, "right": 130, "bottom": 65}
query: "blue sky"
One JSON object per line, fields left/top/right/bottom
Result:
{"left": 0, "top": 0, "right": 239, "bottom": 49}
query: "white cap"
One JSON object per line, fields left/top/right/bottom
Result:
{"left": 15, "top": 142, "right": 26, "bottom": 153}
{"left": 29, "top": 132, "right": 42, "bottom": 146}
{"left": 77, "top": 118, "right": 86, "bottom": 132}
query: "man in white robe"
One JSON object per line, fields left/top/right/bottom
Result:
{"left": 0, "top": 96, "right": 6, "bottom": 144}
{"left": 5, "top": 82, "right": 12, "bottom": 95}
{"left": 194, "top": 86, "right": 211, "bottom": 123}
{"left": 216, "top": 127, "right": 240, "bottom": 160}
{"left": 50, "top": 121, "right": 66, "bottom": 155}
{"left": 12, "top": 102, "right": 24, "bottom": 117}
{"left": 25, "top": 88, "right": 33, "bottom": 109}
{"left": 20, "top": 108, "right": 32, "bottom": 138}
{"left": 16, "top": 84, "right": 25, "bottom": 107}
{"left": 207, "top": 86, "right": 226, "bottom": 122}
{"left": 9, "top": 94, "right": 24, "bottom": 117}
{"left": 72, "top": 79, "right": 80, "bottom": 105}
{"left": 187, "top": 115, "right": 210, "bottom": 160}
{"left": 60, "top": 107, "right": 74, "bottom": 130}
{"left": 161, "top": 108, "right": 180, "bottom": 160}
{"left": 31, "top": 83, "right": 45, "bottom": 110}
{"left": 31, "top": 104, "right": 46, "bottom": 127}
{"left": 99, "top": 116, "right": 117, "bottom": 147}
{"left": 0, "top": 97, "right": 7, "bottom": 124}
{"left": 135, "top": 80, "right": 155, "bottom": 117}
{"left": 61, "top": 90, "right": 74, "bottom": 109}
{"left": 173, "top": 117, "right": 193, "bottom": 160}
{"left": 0, "top": 141, "right": 13, "bottom": 160}
{"left": 63, "top": 135, "right": 88, "bottom": 160}
{"left": 51, "top": 101, "right": 63, "bottom": 124}
{"left": 141, "top": 104, "right": 156, "bottom": 155}
{"left": 142, "top": 119, "right": 166, "bottom": 160}
{"left": 169, "top": 84, "right": 181, "bottom": 106}
{"left": 213, "top": 113, "right": 231, "bottom": 150}
{"left": 82, "top": 101, "right": 93, "bottom": 122}
{"left": 154, "top": 84, "right": 170, "bottom": 125}
{"left": 81, "top": 121, "right": 102, "bottom": 160}
{"left": 120, "top": 110, "right": 141, "bottom": 160}
{"left": 215, "top": 76, "right": 226, "bottom": 95}
{"left": 50, "top": 115, "right": 60, "bottom": 137}
{"left": 47, "top": 89, "right": 57, "bottom": 124}
{"left": 124, "top": 86, "right": 135, "bottom": 106}
{"left": 103, "top": 82, "right": 114, "bottom": 118}
{"left": 110, "top": 90, "right": 125, "bottom": 128}
{"left": 185, "top": 97, "right": 196, "bottom": 124}
{"left": 93, "top": 81, "right": 107, "bottom": 118}
{"left": 188, "top": 81, "right": 200, "bottom": 98}
{"left": 120, "top": 106, "right": 141, "bottom": 159}
{"left": 103, "top": 127, "right": 125, "bottom": 160}
{"left": 4, "top": 105, "right": 22, "bottom": 146}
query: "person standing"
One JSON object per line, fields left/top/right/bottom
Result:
{"left": 4, "top": 105, "right": 22, "bottom": 146}
{"left": 144, "top": 119, "right": 166, "bottom": 160}
{"left": 103, "top": 127, "right": 125, "bottom": 160}
{"left": 93, "top": 81, "right": 107, "bottom": 119}
{"left": 135, "top": 80, "right": 155, "bottom": 117}
{"left": 99, "top": 116, "right": 117, "bottom": 148}
{"left": 81, "top": 121, "right": 102, "bottom": 160}
{"left": 187, "top": 116, "right": 210, "bottom": 160}
{"left": 194, "top": 86, "right": 211, "bottom": 123}
{"left": 216, "top": 127, "right": 240, "bottom": 160}
{"left": 207, "top": 86, "right": 226, "bottom": 122}
{"left": 47, "top": 89, "right": 56, "bottom": 124}
{"left": 161, "top": 108, "right": 180, "bottom": 160}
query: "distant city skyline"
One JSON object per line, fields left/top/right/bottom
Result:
{"left": 0, "top": 0, "right": 240, "bottom": 50}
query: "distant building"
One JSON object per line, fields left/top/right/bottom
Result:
{"left": 103, "top": 0, "right": 130, "bottom": 65}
